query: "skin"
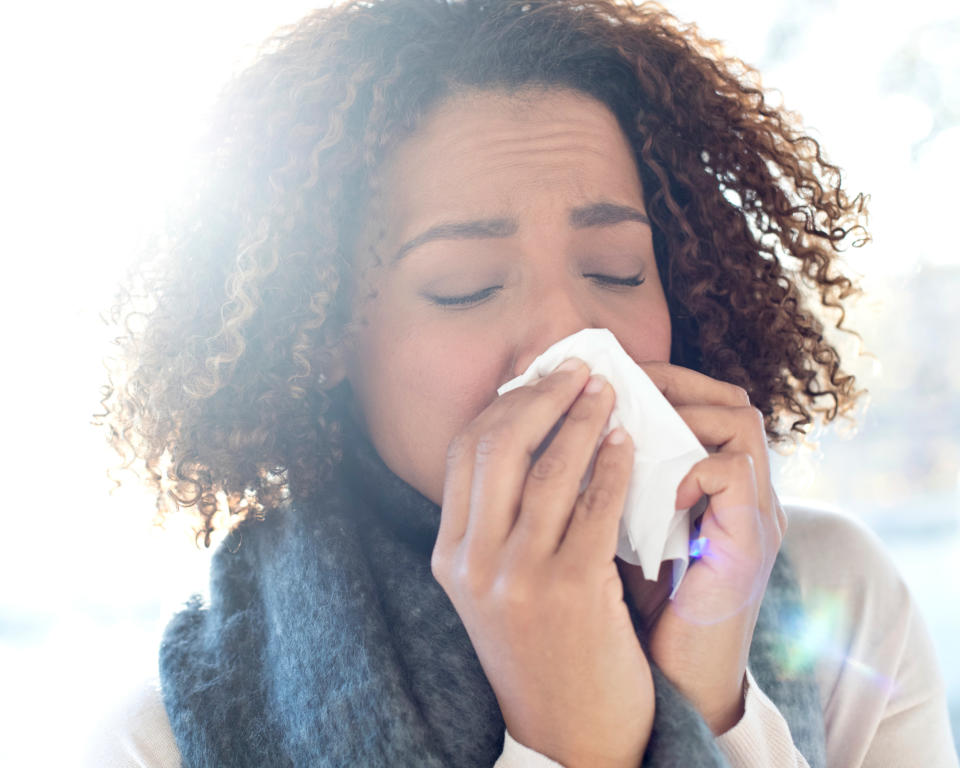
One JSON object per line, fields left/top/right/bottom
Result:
{"left": 342, "top": 88, "right": 786, "bottom": 766}
{"left": 347, "top": 87, "right": 672, "bottom": 502}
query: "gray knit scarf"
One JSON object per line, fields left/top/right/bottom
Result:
{"left": 159, "top": 427, "right": 826, "bottom": 767}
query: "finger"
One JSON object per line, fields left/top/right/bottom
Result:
{"left": 673, "top": 404, "right": 771, "bottom": 485}
{"left": 676, "top": 453, "right": 779, "bottom": 587}
{"left": 673, "top": 453, "right": 775, "bottom": 624}
{"left": 639, "top": 362, "right": 751, "bottom": 408}
{"left": 673, "top": 404, "right": 781, "bottom": 549}
{"left": 436, "top": 361, "right": 587, "bottom": 555}
{"left": 461, "top": 359, "right": 591, "bottom": 552}
{"left": 556, "top": 427, "right": 634, "bottom": 568}
{"left": 772, "top": 491, "right": 788, "bottom": 540}
{"left": 676, "top": 453, "right": 761, "bottom": 542}
{"left": 508, "top": 374, "right": 615, "bottom": 558}
{"left": 434, "top": 433, "right": 478, "bottom": 560}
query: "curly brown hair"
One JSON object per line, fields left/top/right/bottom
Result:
{"left": 99, "top": 0, "right": 867, "bottom": 544}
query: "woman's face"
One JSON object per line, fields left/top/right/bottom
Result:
{"left": 346, "top": 88, "right": 671, "bottom": 504}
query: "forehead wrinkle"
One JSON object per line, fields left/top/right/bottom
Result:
{"left": 383, "top": 90, "right": 645, "bottom": 250}
{"left": 449, "top": 128, "right": 621, "bottom": 164}
{"left": 423, "top": 146, "right": 641, "bottom": 209}
{"left": 394, "top": 147, "right": 644, "bottom": 242}
{"left": 405, "top": 87, "right": 630, "bottom": 162}
{"left": 420, "top": 126, "right": 636, "bottom": 188}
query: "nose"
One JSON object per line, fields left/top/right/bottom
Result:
{"left": 508, "top": 279, "right": 597, "bottom": 379}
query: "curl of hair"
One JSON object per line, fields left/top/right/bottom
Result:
{"left": 99, "top": 0, "right": 868, "bottom": 544}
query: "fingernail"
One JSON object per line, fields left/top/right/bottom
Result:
{"left": 556, "top": 358, "right": 583, "bottom": 373}
{"left": 585, "top": 374, "right": 606, "bottom": 394}
{"left": 607, "top": 426, "right": 627, "bottom": 445}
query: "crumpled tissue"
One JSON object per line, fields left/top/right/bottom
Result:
{"left": 497, "top": 328, "right": 707, "bottom": 593}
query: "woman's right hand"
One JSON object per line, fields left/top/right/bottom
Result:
{"left": 431, "top": 359, "right": 654, "bottom": 768}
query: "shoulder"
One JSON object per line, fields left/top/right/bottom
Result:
{"left": 781, "top": 504, "right": 905, "bottom": 599}
{"left": 83, "top": 679, "right": 181, "bottom": 768}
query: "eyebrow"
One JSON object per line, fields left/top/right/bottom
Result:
{"left": 394, "top": 218, "right": 517, "bottom": 261}
{"left": 569, "top": 202, "right": 650, "bottom": 229}
{"left": 393, "top": 201, "right": 651, "bottom": 261}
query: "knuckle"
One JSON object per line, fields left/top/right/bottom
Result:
{"left": 430, "top": 547, "right": 451, "bottom": 584}
{"left": 451, "top": 549, "right": 491, "bottom": 596}
{"left": 581, "top": 485, "right": 614, "bottom": 515}
{"left": 595, "top": 446, "right": 627, "bottom": 475}
{"left": 475, "top": 435, "right": 497, "bottom": 460}
{"left": 778, "top": 507, "right": 789, "bottom": 534}
{"left": 744, "top": 405, "right": 765, "bottom": 430}
{"left": 732, "top": 406, "right": 767, "bottom": 445}
{"left": 475, "top": 424, "right": 512, "bottom": 461}
{"left": 490, "top": 569, "right": 534, "bottom": 612}
{"left": 732, "top": 451, "right": 755, "bottom": 474}
{"left": 729, "top": 384, "right": 751, "bottom": 406}
{"left": 445, "top": 433, "right": 471, "bottom": 466}
{"left": 529, "top": 453, "right": 567, "bottom": 481}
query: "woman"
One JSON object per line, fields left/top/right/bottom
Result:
{"left": 92, "top": 0, "right": 956, "bottom": 766}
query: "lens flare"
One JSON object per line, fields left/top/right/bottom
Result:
{"left": 774, "top": 589, "right": 896, "bottom": 694}
{"left": 689, "top": 536, "right": 709, "bottom": 559}
{"left": 670, "top": 504, "right": 769, "bottom": 626}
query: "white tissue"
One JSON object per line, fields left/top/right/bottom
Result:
{"left": 497, "top": 328, "right": 707, "bottom": 592}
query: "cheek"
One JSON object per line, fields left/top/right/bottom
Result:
{"left": 350, "top": 304, "right": 505, "bottom": 502}
{"left": 637, "top": 311, "right": 672, "bottom": 363}
{"left": 369, "top": 317, "right": 499, "bottom": 417}
{"left": 608, "top": 300, "right": 673, "bottom": 367}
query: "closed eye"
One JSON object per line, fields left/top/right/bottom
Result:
{"left": 426, "top": 285, "right": 502, "bottom": 307}
{"left": 584, "top": 272, "right": 646, "bottom": 287}
{"left": 426, "top": 272, "right": 645, "bottom": 307}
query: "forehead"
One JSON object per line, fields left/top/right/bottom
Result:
{"left": 377, "top": 87, "right": 644, "bottom": 235}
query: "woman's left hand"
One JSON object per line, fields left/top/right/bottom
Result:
{"left": 616, "top": 362, "right": 787, "bottom": 735}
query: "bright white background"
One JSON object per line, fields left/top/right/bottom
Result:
{"left": 0, "top": 1, "right": 956, "bottom": 763}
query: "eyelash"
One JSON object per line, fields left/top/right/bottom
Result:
{"left": 584, "top": 272, "right": 646, "bottom": 288}
{"left": 428, "top": 273, "right": 646, "bottom": 307}
{"left": 430, "top": 286, "right": 501, "bottom": 306}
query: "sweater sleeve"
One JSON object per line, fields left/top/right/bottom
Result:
{"left": 495, "top": 671, "right": 815, "bottom": 768}
{"left": 498, "top": 669, "right": 817, "bottom": 768}
{"left": 495, "top": 730, "right": 566, "bottom": 768}
{"left": 715, "top": 668, "right": 810, "bottom": 767}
